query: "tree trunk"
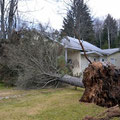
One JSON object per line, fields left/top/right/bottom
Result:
{"left": 107, "top": 27, "right": 110, "bottom": 49}
{"left": 59, "top": 75, "right": 84, "bottom": 87}
{"left": 8, "top": 0, "right": 18, "bottom": 39}
{"left": 8, "top": 0, "right": 14, "bottom": 39}
{"left": 40, "top": 73, "right": 84, "bottom": 88}
{"left": 1, "top": 0, "right": 6, "bottom": 39}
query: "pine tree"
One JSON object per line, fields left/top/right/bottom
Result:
{"left": 102, "top": 14, "right": 117, "bottom": 48}
{"left": 61, "top": 10, "right": 74, "bottom": 37}
{"left": 61, "top": 0, "right": 95, "bottom": 44}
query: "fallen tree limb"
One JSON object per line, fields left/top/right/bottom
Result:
{"left": 74, "top": 29, "right": 92, "bottom": 64}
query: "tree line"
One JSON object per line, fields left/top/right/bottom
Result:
{"left": 0, "top": 0, "right": 73, "bottom": 89}
{"left": 61, "top": 0, "right": 120, "bottom": 49}
{"left": 0, "top": 0, "right": 120, "bottom": 49}
{"left": 0, "top": 0, "right": 18, "bottom": 40}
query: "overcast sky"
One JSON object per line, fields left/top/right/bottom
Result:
{"left": 18, "top": 0, "right": 120, "bottom": 30}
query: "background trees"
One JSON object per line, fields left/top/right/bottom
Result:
{"left": 61, "top": 0, "right": 120, "bottom": 49}
{"left": 102, "top": 14, "right": 118, "bottom": 48}
{"left": 0, "top": 0, "right": 5, "bottom": 39}
{"left": 93, "top": 18, "right": 103, "bottom": 48}
{"left": 94, "top": 14, "right": 119, "bottom": 49}
{"left": 0, "top": 0, "right": 18, "bottom": 40}
{"left": 62, "top": 9, "right": 75, "bottom": 37}
{"left": 61, "top": 0, "right": 95, "bottom": 44}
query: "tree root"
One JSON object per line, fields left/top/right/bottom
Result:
{"left": 83, "top": 105, "right": 120, "bottom": 120}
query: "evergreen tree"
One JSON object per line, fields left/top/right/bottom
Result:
{"left": 102, "top": 14, "right": 117, "bottom": 48}
{"left": 116, "top": 19, "right": 120, "bottom": 48}
{"left": 116, "top": 32, "right": 120, "bottom": 48}
{"left": 61, "top": 0, "right": 95, "bottom": 44}
{"left": 61, "top": 10, "right": 74, "bottom": 37}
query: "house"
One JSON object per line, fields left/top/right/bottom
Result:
{"left": 61, "top": 36, "right": 120, "bottom": 76}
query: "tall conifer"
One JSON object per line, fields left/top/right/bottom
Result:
{"left": 61, "top": 0, "right": 95, "bottom": 44}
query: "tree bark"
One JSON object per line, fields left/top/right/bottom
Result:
{"left": 107, "top": 27, "right": 110, "bottom": 49}
{"left": 8, "top": 0, "right": 18, "bottom": 39}
{"left": 1, "top": 0, "right": 6, "bottom": 39}
{"left": 59, "top": 75, "right": 84, "bottom": 87}
{"left": 40, "top": 73, "right": 84, "bottom": 88}
{"left": 8, "top": 0, "right": 14, "bottom": 39}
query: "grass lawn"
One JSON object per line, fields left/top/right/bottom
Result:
{"left": 0, "top": 85, "right": 119, "bottom": 120}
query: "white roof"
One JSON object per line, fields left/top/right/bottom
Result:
{"left": 102, "top": 48, "right": 120, "bottom": 55}
{"left": 62, "top": 36, "right": 120, "bottom": 56}
{"left": 81, "top": 51, "right": 103, "bottom": 56}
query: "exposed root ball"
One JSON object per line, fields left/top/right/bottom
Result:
{"left": 80, "top": 62, "right": 120, "bottom": 107}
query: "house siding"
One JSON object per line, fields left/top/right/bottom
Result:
{"left": 107, "top": 52, "right": 120, "bottom": 68}
{"left": 81, "top": 55, "right": 89, "bottom": 72}
{"left": 100, "top": 56, "right": 107, "bottom": 62}
{"left": 62, "top": 36, "right": 120, "bottom": 76}
{"left": 81, "top": 54, "right": 100, "bottom": 72}
{"left": 68, "top": 51, "right": 120, "bottom": 75}
{"left": 68, "top": 50, "right": 81, "bottom": 76}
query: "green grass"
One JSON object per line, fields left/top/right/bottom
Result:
{"left": 0, "top": 83, "right": 12, "bottom": 90}
{"left": 0, "top": 87, "right": 119, "bottom": 120}
{"left": 0, "top": 83, "right": 6, "bottom": 89}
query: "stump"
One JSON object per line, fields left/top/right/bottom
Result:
{"left": 80, "top": 62, "right": 120, "bottom": 107}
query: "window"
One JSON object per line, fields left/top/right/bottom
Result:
{"left": 102, "top": 59, "right": 104, "bottom": 62}
{"left": 94, "top": 58, "right": 96, "bottom": 61}
{"left": 67, "top": 59, "right": 72, "bottom": 64}
{"left": 110, "top": 58, "right": 115, "bottom": 65}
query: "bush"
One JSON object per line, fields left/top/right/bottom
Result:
{"left": 0, "top": 64, "right": 18, "bottom": 86}
{"left": 57, "top": 55, "right": 72, "bottom": 75}
{"left": 5, "top": 29, "right": 60, "bottom": 89}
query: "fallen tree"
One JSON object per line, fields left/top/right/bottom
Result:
{"left": 73, "top": 29, "right": 120, "bottom": 119}
{"left": 59, "top": 75, "right": 83, "bottom": 87}
{"left": 80, "top": 62, "right": 120, "bottom": 120}
{"left": 15, "top": 73, "right": 83, "bottom": 89}
{"left": 1, "top": 29, "right": 84, "bottom": 89}
{"left": 80, "top": 62, "right": 120, "bottom": 107}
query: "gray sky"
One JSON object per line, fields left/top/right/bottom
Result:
{"left": 18, "top": 0, "right": 120, "bottom": 30}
